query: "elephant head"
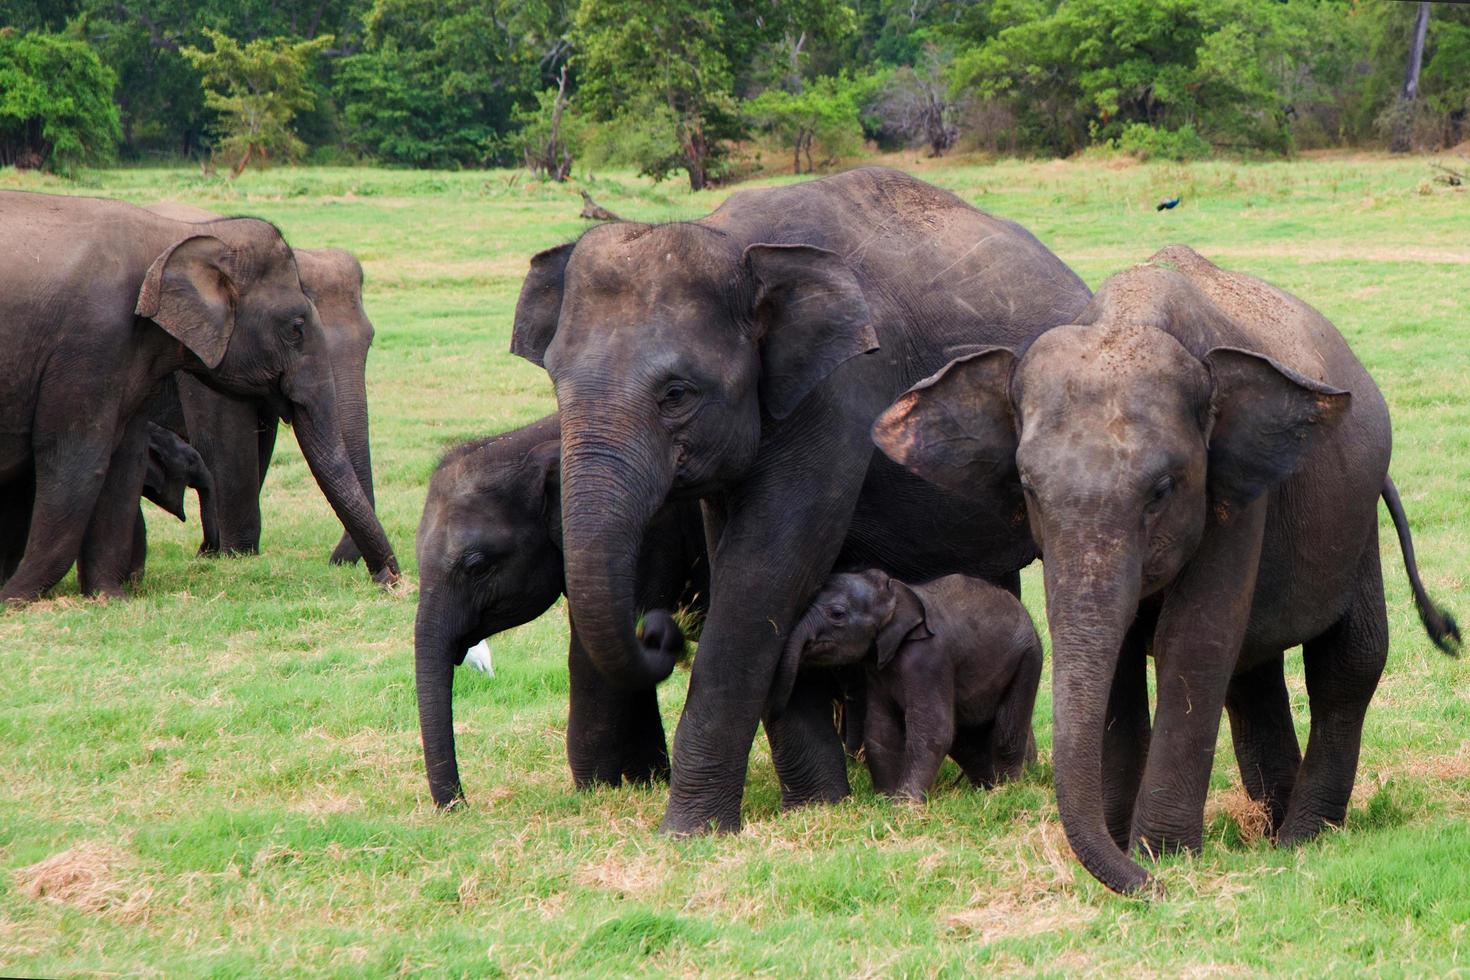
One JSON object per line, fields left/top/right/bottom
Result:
{"left": 768, "top": 569, "right": 931, "bottom": 717}
{"left": 872, "top": 267, "right": 1349, "bottom": 894}
{"left": 510, "top": 222, "right": 876, "bottom": 690}
{"left": 135, "top": 220, "right": 398, "bottom": 584}
{"left": 413, "top": 426, "right": 566, "bottom": 807}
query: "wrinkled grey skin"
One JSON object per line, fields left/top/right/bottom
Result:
{"left": 774, "top": 570, "right": 1041, "bottom": 800}
{"left": 875, "top": 245, "right": 1460, "bottom": 895}
{"left": 415, "top": 415, "right": 709, "bottom": 808}
{"left": 511, "top": 167, "right": 1090, "bottom": 833}
{"left": 147, "top": 203, "right": 377, "bottom": 563}
{"left": 0, "top": 190, "right": 398, "bottom": 602}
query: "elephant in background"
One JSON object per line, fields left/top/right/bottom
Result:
{"left": 146, "top": 202, "right": 377, "bottom": 563}
{"left": 0, "top": 190, "right": 398, "bottom": 603}
{"left": 414, "top": 415, "right": 708, "bottom": 807}
{"left": 875, "top": 245, "right": 1459, "bottom": 894}
{"left": 510, "top": 167, "right": 1090, "bottom": 832}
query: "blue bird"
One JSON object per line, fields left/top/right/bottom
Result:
{"left": 1156, "top": 196, "right": 1181, "bottom": 211}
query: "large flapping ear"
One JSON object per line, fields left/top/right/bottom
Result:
{"left": 1204, "top": 347, "right": 1351, "bottom": 514}
{"left": 744, "top": 243, "right": 879, "bottom": 420}
{"left": 135, "top": 235, "right": 237, "bottom": 369}
{"left": 874, "top": 576, "right": 931, "bottom": 670}
{"left": 872, "top": 347, "right": 1018, "bottom": 496}
{"left": 510, "top": 242, "right": 575, "bottom": 367}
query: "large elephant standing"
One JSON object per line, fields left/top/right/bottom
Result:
{"left": 874, "top": 246, "right": 1459, "bottom": 893}
{"left": 0, "top": 191, "right": 398, "bottom": 602}
{"left": 510, "top": 168, "right": 1091, "bottom": 832}
{"left": 414, "top": 415, "right": 708, "bottom": 805}
{"left": 147, "top": 203, "right": 377, "bottom": 563}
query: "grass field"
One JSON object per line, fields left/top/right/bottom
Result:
{"left": 1, "top": 154, "right": 1467, "bottom": 976}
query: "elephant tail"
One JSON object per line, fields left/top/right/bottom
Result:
{"left": 1383, "top": 477, "right": 1461, "bottom": 656}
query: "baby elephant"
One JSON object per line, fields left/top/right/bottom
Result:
{"left": 774, "top": 570, "right": 1041, "bottom": 801}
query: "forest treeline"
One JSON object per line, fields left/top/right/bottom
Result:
{"left": 2, "top": 0, "right": 1467, "bottom": 185}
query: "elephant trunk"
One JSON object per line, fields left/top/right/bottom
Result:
{"left": 328, "top": 356, "right": 375, "bottom": 565}
{"left": 194, "top": 465, "right": 221, "bottom": 556}
{"left": 415, "top": 591, "right": 471, "bottom": 807}
{"left": 1043, "top": 526, "right": 1152, "bottom": 895}
{"left": 292, "top": 394, "right": 399, "bottom": 585}
{"left": 768, "top": 604, "right": 826, "bottom": 717}
{"left": 558, "top": 423, "right": 677, "bottom": 691}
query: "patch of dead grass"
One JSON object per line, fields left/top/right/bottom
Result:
{"left": 13, "top": 843, "right": 152, "bottom": 923}
{"left": 943, "top": 891, "right": 1099, "bottom": 944}
{"left": 573, "top": 849, "right": 666, "bottom": 897}
{"left": 1208, "top": 788, "right": 1272, "bottom": 846}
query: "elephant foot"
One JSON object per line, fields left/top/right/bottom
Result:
{"left": 1130, "top": 826, "right": 1203, "bottom": 863}
{"left": 658, "top": 793, "right": 743, "bottom": 836}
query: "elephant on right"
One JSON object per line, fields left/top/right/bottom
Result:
{"left": 875, "top": 245, "right": 1459, "bottom": 895}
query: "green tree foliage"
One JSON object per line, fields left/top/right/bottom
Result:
{"left": 746, "top": 74, "right": 866, "bottom": 173}
{"left": 181, "top": 29, "right": 333, "bottom": 176}
{"left": 0, "top": 29, "right": 120, "bottom": 172}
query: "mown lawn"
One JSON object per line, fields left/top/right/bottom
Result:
{"left": 1, "top": 154, "right": 1467, "bottom": 976}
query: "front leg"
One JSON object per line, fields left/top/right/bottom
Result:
{"left": 78, "top": 414, "right": 152, "bottom": 597}
{"left": 862, "top": 692, "right": 905, "bottom": 795}
{"left": 764, "top": 670, "right": 850, "bottom": 809}
{"left": 1130, "top": 504, "right": 1267, "bottom": 858}
{"left": 566, "top": 619, "right": 668, "bottom": 788}
{"left": 894, "top": 676, "right": 955, "bottom": 801}
{"left": 179, "top": 376, "right": 264, "bottom": 555}
{"left": 660, "top": 411, "right": 871, "bottom": 834}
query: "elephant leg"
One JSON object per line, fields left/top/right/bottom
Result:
{"left": 948, "top": 724, "right": 996, "bottom": 788}
{"left": 839, "top": 670, "right": 867, "bottom": 759}
{"left": 1130, "top": 506, "right": 1266, "bottom": 859}
{"left": 862, "top": 693, "right": 904, "bottom": 795}
{"left": 991, "top": 639, "right": 1043, "bottom": 785}
{"left": 128, "top": 506, "right": 148, "bottom": 585}
{"left": 181, "top": 378, "right": 264, "bottom": 555}
{"left": 764, "top": 671, "right": 850, "bottom": 809}
{"left": 1279, "top": 535, "right": 1388, "bottom": 847}
{"left": 1104, "top": 619, "right": 1154, "bottom": 849}
{"left": 78, "top": 415, "right": 152, "bottom": 597}
{"left": 620, "top": 685, "right": 671, "bottom": 786}
{"left": 1225, "top": 652, "right": 1300, "bottom": 836}
{"left": 3, "top": 447, "right": 114, "bottom": 604}
{"left": 0, "top": 471, "right": 33, "bottom": 584}
{"left": 894, "top": 688, "right": 953, "bottom": 801}
{"left": 566, "top": 622, "right": 664, "bottom": 788}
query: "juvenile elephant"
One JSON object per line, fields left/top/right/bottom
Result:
{"left": 875, "top": 245, "right": 1460, "bottom": 894}
{"left": 414, "top": 415, "right": 708, "bottom": 806}
{"left": 773, "top": 570, "right": 1041, "bottom": 800}
{"left": 140, "top": 421, "right": 221, "bottom": 559}
{"left": 511, "top": 167, "right": 1090, "bottom": 832}
{"left": 0, "top": 191, "right": 398, "bottom": 602}
{"left": 147, "top": 203, "right": 377, "bottom": 563}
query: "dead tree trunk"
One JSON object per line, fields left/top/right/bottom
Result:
{"left": 1392, "top": 2, "right": 1431, "bottom": 153}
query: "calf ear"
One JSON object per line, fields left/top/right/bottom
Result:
{"left": 136, "top": 235, "right": 237, "bottom": 370}
{"left": 523, "top": 439, "right": 562, "bottom": 541}
{"left": 744, "top": 243, "right": 879, "bottom": 421}
{"left": 1204, "top": 347, "right": 1351, "bottom": 514}
{"left": 872, "top": 347, "right": 1018, "bottom": 496}
{"left": 510, "top": 242, "right": 575, "bottom": 367}
{"left": 875, "top": 577, "right": 932, "bottom": 671}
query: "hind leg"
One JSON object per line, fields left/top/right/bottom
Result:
{"left": 989, "top": 638, "right": 1042, "bottom": 785}
{"left": 1278, "top": 534, "right": 1388, "bottom": 846}
{"left": 1225, "top": 652, "right": 1300, "bottom": 836}
{"left": 948, "top": 723, "right": 995, "bottom": 788}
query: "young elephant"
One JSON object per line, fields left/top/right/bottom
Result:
{"left": 773, "top": 570, "right": 1041, "bottom": 800}
{"left": 141, "top": 422, "right": 220, "bottom": 557}
{"left": 414, "top": 415, "right": 708, "bottom": 807}
{"left": 875, "top": 245, "right": 1460, "bottom": 894}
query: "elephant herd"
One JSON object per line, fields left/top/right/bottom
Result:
{"left": 1, "top": 168, "right": 1458, "bottom": 897}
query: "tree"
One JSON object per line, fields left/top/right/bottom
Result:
{"left": 1390, "top": 2, "right": 1430, "bottom": 153}
{"left": 181, "top": 29, "right": 332, "bottom": 176}
{"left": 746, "top": 74, "right": 866, "bottom": 173}
{"left": 0, "top": 29, "right": 121, "bottom": 172}
{"left": 873, "top": 46, "right": 960, "bottom": 156}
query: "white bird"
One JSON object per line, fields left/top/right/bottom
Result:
{"left": 462, "top": 640, "right": 494, "bottom": 676}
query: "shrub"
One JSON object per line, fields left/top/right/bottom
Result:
{"left": 0, "top": 29, "right": 120, "bottom": 173}
{"left": 1116, "top": 123, "right": 1212, "bottom": 162}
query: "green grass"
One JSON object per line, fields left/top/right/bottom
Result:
{"left": 1, "top": 153, "right": 1467, "bottom": 975}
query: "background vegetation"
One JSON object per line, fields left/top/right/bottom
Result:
{"left": 2, "top": 1, "right": 1469, "bottom": 181}
{"left": 0, "top": 155, "right": 1465, "bottom": 974}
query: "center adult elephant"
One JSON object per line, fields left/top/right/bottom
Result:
{"left": 147, "top": 202, "right": 377, "bottom": 563}
{"left": 0, "top": 191, "right": 398, "bottom": 602}
{"left": 510, "top": 167, "right": 1091, "bottom": 833}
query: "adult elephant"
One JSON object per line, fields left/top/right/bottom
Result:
{"left": 873, "top": 246, "right": 1460, "bottom": 894}
{"left": 147, "top": 202, "right": 377, "bottom": 563}
{"left": 509, "top": 167, "right": 1090, "bottom": 832}
{"left": 0, "top": 191, "right": 398, "bottom": 602}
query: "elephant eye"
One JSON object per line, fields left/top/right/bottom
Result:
{"left": 827, "top": 605, "right": 848, "bottom": 624}
{"left": 288, "top": 315, "right": 306, "bottom": 345}
{"left": 1146, "top": 475, "right": 1176, "bottom": 511}
{"left": 659, "top": 381, "right": 696, "bottom": 413}
{"left": 460, "top": 551, "right": 492, "bottom": 575}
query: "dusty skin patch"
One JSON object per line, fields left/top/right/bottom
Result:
{"left": 13, "top": 843, "right": 152, "bottom": 923}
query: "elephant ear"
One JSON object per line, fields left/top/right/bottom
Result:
{"left": 522, "top": 438, "right": 562, "bottom": 543}
{"left": 510, "top": 242, "right": 575, "bottom": 368}
{"left": 874, "top": 576, "right": 931, "bottom": 671}
{"left": 1204, "top": 347, "right": 1351, "bottom": 516}
{"left": 744, "top": 243, "right": 879, "bottom": 421}
{"left": 872, "top": 347, "right": 1019, "bottom": 496}
{"left": 135, "top": 235, "right": 237, "bottom": 370}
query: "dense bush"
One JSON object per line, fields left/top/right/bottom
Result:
{"left": 0, "top": 29, "right": 120, "bottom": 172}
